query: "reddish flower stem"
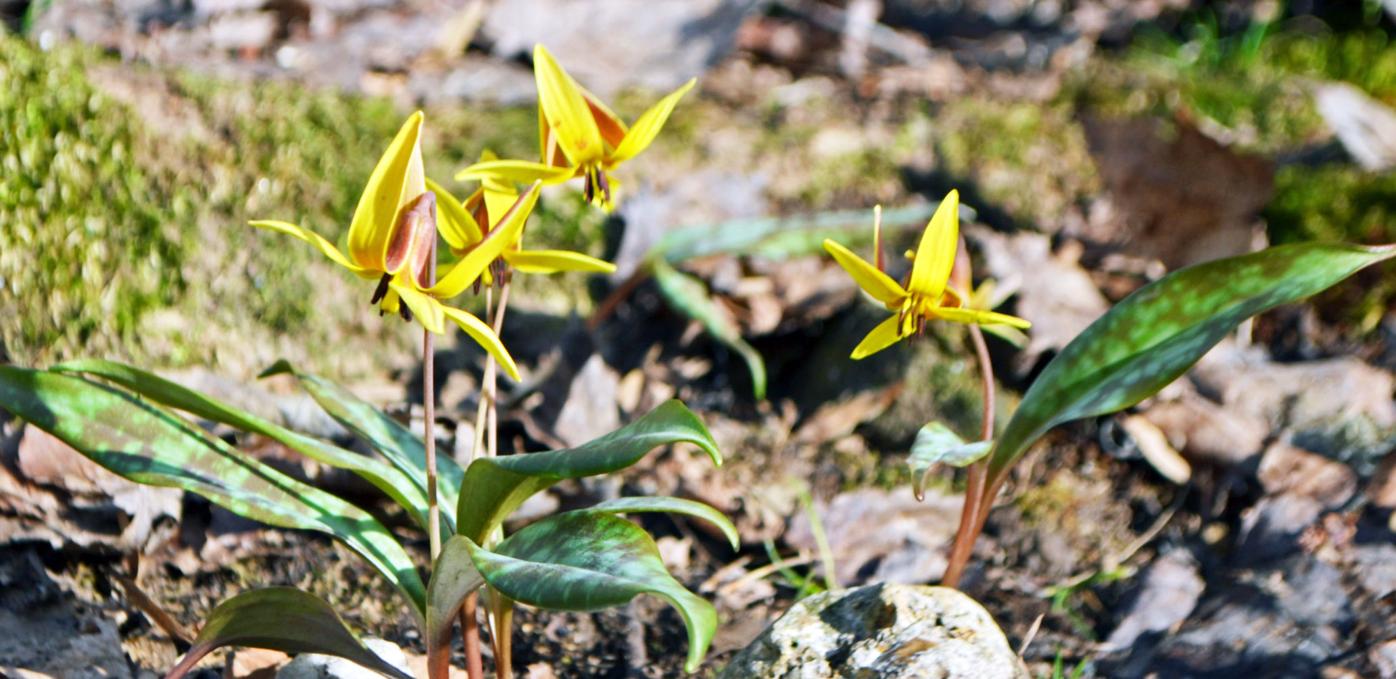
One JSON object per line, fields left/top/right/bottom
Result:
{"left": 942, "top": 323, "right": 995, "bottom": 588}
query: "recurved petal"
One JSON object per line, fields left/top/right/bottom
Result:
{"left": 502, "top": 249, "right": 617, "bottom": 274}
{"left": 428, "top": 182, "right": 542, "bottom": 299}
{"left": 250, "top": 220, "right": 377, "bottom": 278}
{"left": 934, "top": 305, "right": 1031, "bottom": 329}
{"left": 391, "top": 282, "right": 446, "bottom": 334}
{"left": 610, "top": 78, "right": 696, "bottom": 163}
{"left": 454, "top": 159, "right": 576, "bottom": 185}
{"left": 441, "top": 306, "right": 521, "bottom": 382}
{"left": 428, "top": 177, "right": 479, "bottom": 251}
{"left": 909, "top": 189, "right": 959, "bottom": 301}
{"left": 533, "top": 44, "right": 604, "bottom": 166}
{"left": 850, "top": 314, "right": 905, "bottom": 360}
{"left": 349, "top": 111, "right": 425, "bottom": 271}
{"left": 823, "top": 239, "right": 907, "bottom": 307}
{"left": 980, "top": 323, "right": 1029, "bottom": 348}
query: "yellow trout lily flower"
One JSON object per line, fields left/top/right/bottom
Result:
{"left": 249, "top": 111, "right": 524, "bottom": 379}
{"left": 454, "top": 44, "right": 695, "bottom": 210}
{"left": 433, "top": 153, "right": 616, "bottom": 286}
{"left": 823, "top": 190, "right": 1031, "bottom": 359}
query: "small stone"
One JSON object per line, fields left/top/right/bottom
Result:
{"left": 1236, "top": 494, "right": 1323, "bottom": 566}
{"left": 276, "top": 638, "right": 411, "bottom": 679}
{"left": 719, "top": 583, "right": 1027, "bottom": 679}
{"left": 1257, "top": 443, "right": 1357, "bottom": 509}
{"left": 1101, "top": 549, "right": 1204, "bottom": 652}
{"left": 1371, "top": 638, "right": 1396, "bottom": 679}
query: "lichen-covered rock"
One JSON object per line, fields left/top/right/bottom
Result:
{"left": 720, "top": 583, "right": 1027, "bottom": 679}
{"left": 276, "top": 638, "right": 410, "bottom": 679}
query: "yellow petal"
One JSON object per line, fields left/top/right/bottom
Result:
{"left": 483, "top": 186, "right": 520, "bottom": 231}
{"left": 533, "top": 44, "right": 604, "bottom": 166}
{"left": 390, "top": 281, "right": 446, "bottom": 334}
{"left": 908, "top": 189, "right": 959, "bottom": 300}
{"left": 348, "top": 111, "right": 426, "bottom": 271}
{"left": 850, "top": 314, "right": 905, "bottom": 360}
{"left": 428, "top": 182, "right": 542, "bottom": 299}
{"left": 934, "top": 306, "right": 1031, "bottom": 329}
{"left": 455, "top": 159, "right": 577, "bottom": 184}
{"left": 610, "top": 78, "right": 695, "bottom": 164}
{"left": 502, "top": 249, "right": 616, "bottom": 274}
{"left": 580, "top": 87, "right": 628, "bottom": 150}
{"left": 250, "top": 220, "right": 377, "bottom": 278}
{"left": 823, "top": 239, "right": 907, "bottom": 307}
{"left": 441, "top": 306, "right": 522, "bottom": 382}
{"left": 428, "top": 177, "right": 480, "bottom": 252}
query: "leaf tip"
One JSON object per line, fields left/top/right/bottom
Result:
{"left": 257, "top": 359, "right": 295, "bottom": 379}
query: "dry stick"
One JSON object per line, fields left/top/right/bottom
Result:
{"left": 588, "top": 264, "right": 648, "bottom": 330}
{"left": 942, "top": 324, "right": 995, "bottom": 588}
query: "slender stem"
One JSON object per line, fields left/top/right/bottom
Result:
{"left": 493, "top": 595, "right": 514, "bottom": 678}
{"left": 486, "top": 281, "right": 510, "bottom": 459}
{"left": 472, "top": 287, "right": 494, "bottom": 461}
{"left": 587, "top": 264, "right": 649, "bottom": 330}
{"left": 462, "top": 594, "right": 484, "bottom": 679}
{"left": 424, "top": 243, "right": 441, "bottom": 562}
{"left": 942, "top": 325, "right": 995, "bottom": 588}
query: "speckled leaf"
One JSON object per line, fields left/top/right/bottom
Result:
{"left": 56, "top": 359, "right": 431, "bottom": 531}
{"left": 455, "top": 400, "right": 721, "bottom": 544}
{"left": 164, "top": 587, "right": 411, "bottom": 679}
{"left": 651, "top": 259, "right": 766, "bottom": 400}
{"left": 424, "top": 536, "right": 484, "bottom": 676}
{"left": 465, "top": 512, "right": 717, "bottom": 673}
{"left": 261, "top": 360, "right": 463, "bottom": 529}
{"left": 578, "top": 496, "right": 738, "bottom": 549}
{"left": 0, "top": 367, "right": 426, "bottom": 616}
{"left": 909, "top": 423, "right": 992, "bottom": 500}
{"left": 989, "top": 243, "right": 1396, "bottom": 481}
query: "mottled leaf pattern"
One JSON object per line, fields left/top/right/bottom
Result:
{"left": 578, "top": 496, "right": 739, "bottom": 549}
{"left": 651, "top": 259, "right": 767, "bottom": 400}
{"left": 261, "top": 360, "right": 463, "bottom": 529}
{"left": 56, "top": 359, "right": 431, "bottom": 530}
{"left": 455, "top": 400, "right": 721, "bottom": 544}
{"left": 0, "top": 367, "right": 427, "bottom": 616}
{"left": 989, "top": 243, "right": 1396, "bottom": 480}
{"left": 164, "top": 587, "right": 412, "bottom": 679}
{"left": 467, "top": 512, "right": 717, "bottom": 673}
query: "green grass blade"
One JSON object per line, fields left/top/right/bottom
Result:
{"left": 466, "top": 512, "right": 717, "bottom": 673}
{"left": 989, "top": 242, "right": 1396, "bottom": 480}
{"left": 651, "top": 259, "right": 767, "bottom": 400}
{"left": 164, "top": 587, "right": 412, "bottom": 679}
{"left": 0, "top": 366, "right": 426, "bottom": 616}
{"left": 455, "top": 399, "right": 721, "bottom": 544}
{"left": 56, "top": 359, "right": 431, "bottom": 531}
{"left": 261, "top": 359, "right": 463, "bottom": 529}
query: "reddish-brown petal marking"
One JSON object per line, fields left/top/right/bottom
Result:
{"left": 586, "top": 96, "right": 627, "bottom": 150}
{"left": 384, "top": 192, "right": 438, "bottom": 285}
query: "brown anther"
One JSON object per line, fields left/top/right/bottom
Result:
{"left": 370, "top": 273, "right": 393, "bottom": 305}
{"left": 596, "top": 168, "right": 611, "bottom": 204}
{"left": 582, "top": 170, "right": 595, "bottom": 203}
{"left": 399, "top": 302, "right": 413, "bottom": 322}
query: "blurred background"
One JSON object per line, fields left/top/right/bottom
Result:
{"left": 4, "top": 1, "right": 1396, "bottom": 677}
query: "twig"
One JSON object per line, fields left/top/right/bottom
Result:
{"left": 112, "top": 571, "right": 193, "bottom": 649}
{"left": 777, "top": 0, "right": 932, "bottom": 65}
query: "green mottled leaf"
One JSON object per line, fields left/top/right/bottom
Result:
{"left": 653, "top": 204, "right": 938, "bottom": 263}
{"left": 56, "top": 359, "right": 431, "bottom": 531}
{"left": 424, "top": 536, "right": 484, "bottom": 675}
{"left": 261, "top": 359, "right": 462, "bottom": 530}
{"left": 455, "top": 400, "right": 721, "bottom": 544}
{"left": 909, "top": 423, "right": 992, "bottom": 500}
{"left": 989, "top": 243, "right": 1396, "bottom": 481}
{"left": 164, "top": 587, "right": 412, "bottom": 679}
{"left": 579, "top": 496, "right": 738, "bottom": 549}
{"left": 0, "top": 367, "right": 426, "bottom": 616}
{"left": 466, "top": 512, "right": 717, "bottom": 673}
{"left": 651, "top": 259, "right": 766, "bottom": 400}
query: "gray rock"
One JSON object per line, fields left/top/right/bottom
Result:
{"left": 276, "top": 638, "right": 411, "bottom": 679}
{"left": 785, "top": 487, "right": 960, "bottom": 586}
{"left": 482, "top": 0, "right": 760, "bottom": 97}
{"left": 1101, "top": 549, "right": 1204, "bottom": 653}
{"left": 1315, "top": 82, "right": 1396, "bottom": 171}
{"left": 719, "top": 583, "right": 1027, "bottom": 679}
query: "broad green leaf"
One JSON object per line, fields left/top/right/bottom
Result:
{"left": 455, "top": 399, "right": 721, "bottom": 544}
{"left": 56, "top": 359, "right": 431, "bottom": 531}
{"left": 425, "top": 536, "right": 485, "bottom": 675}
{"left": 652, "top": 204, "right": 939, "bottom": 263}
{"left": 0, "top": 367, "right": 427, "bottom": 616}
{"left": 651, "top": 259, "right": 767, "bottom": 400}
{"left": 261, "top": 360, "right": 463, "bottom": 530}
{"left": 579, "top": 496, "right": 739, "bottom": 549}
{"left": 909, "top": 423, "right": 992, "bottom": 501}
{"left": 165, "top": 587, "right": 412, "bottom": 679}
{"left": 466, "top": 512, "right": 717, "bottom": 673}
{"left": 989, "top": 242, "right": 1396, "bottom": 480}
